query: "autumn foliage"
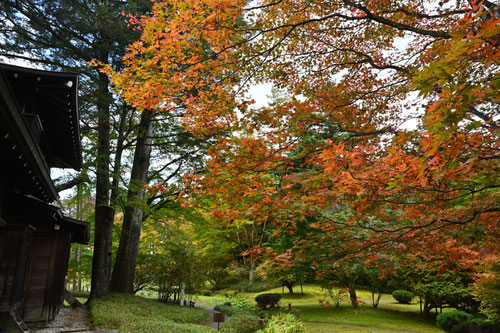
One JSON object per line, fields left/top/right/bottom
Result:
{"left": 101, "top": 0, "right": 499, "bottom": 315}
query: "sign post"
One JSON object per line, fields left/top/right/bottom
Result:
{"left": 213, "top": 312, "right": 225, "bottom": 330}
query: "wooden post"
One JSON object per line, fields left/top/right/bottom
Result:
{"left": 213, "top": 312, "right": 225, "bottom": 330}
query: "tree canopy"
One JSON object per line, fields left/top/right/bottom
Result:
{"left": 103, "top": 0, "right": 498, "bottom": 262}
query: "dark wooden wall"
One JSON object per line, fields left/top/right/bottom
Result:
{"left": 21, "top": 232, "right": 71, "bottom": 322}
{"left": 0, "top": 225, "right": 33, "bottom": 314}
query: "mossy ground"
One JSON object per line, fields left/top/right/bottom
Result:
{"left": 195, "top": 284, "right": 444, "bottom": 333}
{"left": 89, "top": 293, "right": 214, "bottom": 332}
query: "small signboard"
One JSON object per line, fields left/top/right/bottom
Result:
{"left": 213, "top": 312, "right": 225, "bottom": 323}
{"left": 213, "top": 312, "right": 225, "bottom": 330}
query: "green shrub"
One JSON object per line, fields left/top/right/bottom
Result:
{"left": 257, "top": 310, "right": 269, "bottom": 319}
{"left": 214, "top": 304, "right": 251, "bottom": 316}
{"left": 256, "top": 308, "right": 301, "bottom": 320}
{"left": 436, "top": 310, "right": 473, "bottom": 332}
{"left": 255, "top": 293, "right": 282, "bottom": 309}
{"left": 214, "top": 305, "right": 233, "bottom": 315}
{"left": 472, "top": 260, "right": 500, "bottom": 324}
{"left": 450, "top": 318, "right": 500, "bottom": 333}
{"left": 258, "top": 313, "right": 305, "bottom": 333}
{"left": 220, "top": 313, "right": 261, "bottom": 333}
{"left": 392, "top": 290, "right": 415, "bottom": 304}
{"left": 222, "top": 296, "right": 254, "bottom": 311}
{"left": 243, "top": 281, "right": 280, "bottom": 293}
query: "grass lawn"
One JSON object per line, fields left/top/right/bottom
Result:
{"left": 194, "top": 285, "right": 443, "bottom": 333}
{"left": 90, "top": 293, "right": 215, "bottom": 332}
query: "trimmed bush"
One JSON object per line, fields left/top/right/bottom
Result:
{"left": 220, "top": 313, "right": 261, "bottom": 333}
{"left": 255, "top": 293, "right": 281, "bottom": 309}
{"left": 392, "top": 290, "right": 415, "bottom": 304}
{"left": 450, "top": 318, "right": 500, "bottom": 333}
{"left": 258, "top": 313, "right": 305, "bottom": 333}
{"left": 436, "top": 310, "right": 473, "bottom": 332}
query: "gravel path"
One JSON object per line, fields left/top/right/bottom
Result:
{"left": 195, "top": 304, "right": 230, "bottom": 330}
{"left": 30, "top": 307, "right": 116, "bottom": 333}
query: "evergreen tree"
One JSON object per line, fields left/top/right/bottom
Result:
{"left": 0, "top": 0, "right": 151, "bottom": 300}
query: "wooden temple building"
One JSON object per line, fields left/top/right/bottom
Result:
{"left": 0, "top": 63, "right": 89, "bottom": 331}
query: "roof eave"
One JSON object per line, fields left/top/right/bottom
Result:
{"left": 0, "top": 71, "right": 59, "bottom": 202}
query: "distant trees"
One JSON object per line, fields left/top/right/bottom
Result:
{"left": 136, "top": 212, "right": 202, "bottom": 300}
{"left": 64, "top": 185, "right": 94, "bottom": 292}
{"left": 0, "top": 0, "right": 152, "bottom": 300}
{"left": 400, "top": 253, "right": 480, "bottom": 317}
{"left": 472, "top": 259, "right": 500, "bottom": 324}
{"left": 0, "top": 0, "right": 219, "bottom": 298}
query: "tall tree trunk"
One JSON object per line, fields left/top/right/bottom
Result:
{"left": 180, "top": 282, "right": 185, "bottom": 307}
{"left": 88, "top": 72, "right": 113, "bottom": 301}
{"left": 348, "top": 282, "right": 358, "bottom": 308}
{"left": 72, "top": 247, "right": 78, "bottom": 290}
{"left": 110, "top": 104, "right": 132, "bottom": 209}
{"left": 111, "top": 109, "right": 155, "bottom": 293}
{"left": 423, "top": 299, "right": 432, "bottom": 317}
{"left": 371, "top": 290, "right": 381, "bottom": 308}
{"left": 77, "top": 247, "right": 81, "bottom": 292}
{"left": 283, "top": 281, "right": 294, "bottom": 294}
{"left": 249, "top": 260, "right": 255, "bottom": 283}
{"left": 76, "top": 185, "right": 82, "bottom": 292}
{"left": 419, "top": 296, "right": 423, "bottom": 316}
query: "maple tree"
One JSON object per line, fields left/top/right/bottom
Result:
{"left": 103, "top": 0, "right": 499, "bottom": 306}
{"left": 256, "top": 250, "right": 305, "bottom": 295}
{"left": 399, "top": 248, "right": 480, "bottom": 316}
{"left": 472, "top": 258, "right": 500, "bottom": 323}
